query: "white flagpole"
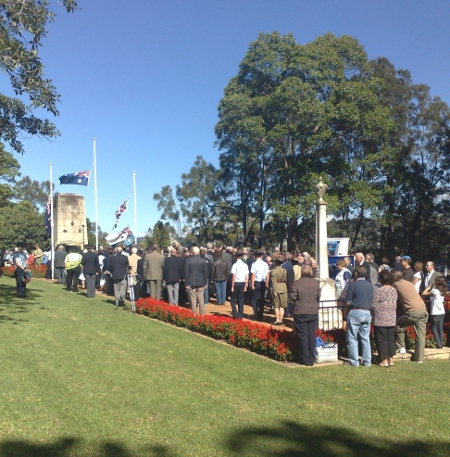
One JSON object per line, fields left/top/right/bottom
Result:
{"left": 93, "top": 138, "right": 99, "bottom": 250}
{"left": 49, "top": 163, "right": 54, "bottom": 280}
{"left": 133, "top": 170, "right": 137, "bottom": 240}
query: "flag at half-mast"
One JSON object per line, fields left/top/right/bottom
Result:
{"left": 105, "top": 226, "right": 134, "bottom": 246}
{"left": 59, "top": 170, "right": 91, "bottom": 186}
{"left": 44, "top": 195, "right": 51, "bottom": 236}
{"left": 112, "top": 197, "right": 129, "bottom": 230}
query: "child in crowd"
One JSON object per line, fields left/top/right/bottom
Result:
{"left": 422, "top": 276, "right": 446, "bottom": 349}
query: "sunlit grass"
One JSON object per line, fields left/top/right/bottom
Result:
{"left": 0, "top": 276, "right": 448, "bottom": 457}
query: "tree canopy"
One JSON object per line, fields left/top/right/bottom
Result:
{"left": 0, "top": 0, "right": 78, "bottom": 154}
{"left": 154, "top": 32, "right": 450, "bottom": 263}
{"left": 0, "top": 200, "right": 47, "bottom": 251}
{"left": 0, "top": 142, "right": 21, "bottom": 203}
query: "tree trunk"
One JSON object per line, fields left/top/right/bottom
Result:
{"left": 287, "top": 217, "right": 297, "bottom": 252}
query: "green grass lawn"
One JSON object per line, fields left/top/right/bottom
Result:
{"left": 0, "top": 276, "right": 449, "bottom": 457}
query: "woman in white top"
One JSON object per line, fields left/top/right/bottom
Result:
{"left": 412, "top": 261, "right": 424, "bottom": 294}
{"left": 422, "top": 275, "right": 446, "bottom": 349}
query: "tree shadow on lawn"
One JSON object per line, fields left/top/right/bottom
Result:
{"left": 0, "top": 438, "right": 175, "bottom": 457}
{"left": 0, "top": 283, "right": 46, "bottom": 323}
{"left": 0, "top": 423, "right": 448, "bottom": 457}
{"left": 225, "top": 421, "right": 450, "bottom": 457}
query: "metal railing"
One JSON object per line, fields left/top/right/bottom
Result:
{"left": 318, "top": 299, "right": 345, "bottom": 331}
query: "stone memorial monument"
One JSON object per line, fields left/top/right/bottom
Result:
{"left": 315, "top": 178, "right": 341, "bottom": 329}
{"left": 53, "top": 193, "right": 88, "bottom": 249}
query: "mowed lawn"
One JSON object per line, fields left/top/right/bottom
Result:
{"left": 0, "top": 277, "right": 448, "bottom": 457}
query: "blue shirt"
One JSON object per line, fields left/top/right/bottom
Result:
{"left": 13, "top": 251, "right": 27, "bottom": 269}
{"left": 346, "top": 278, "right": 373, "bottom": 309}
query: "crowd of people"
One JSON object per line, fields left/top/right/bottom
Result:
{"left": 2, "top": 243, "right": 447, "bottom": 367}
{"left": 339, "top": 253, "right": 446, "bottom": 368}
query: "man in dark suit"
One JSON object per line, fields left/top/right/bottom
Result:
{"left": 81, "top": 245, "right": 100, "bottom": 298}
{"left": 108, "top": 245, "right": 130, "bottom": 308}
{"left": 184, "top": 246, "right": 208, "bottom": 316}
{"left": 424, "top": 261, "right": 440, "bottom": 288}
{"left": 355, "top": 252, "right": 371, "bottom": 282}
{"left": 221, "top": 245, "right": 233, "bottom": 301}
{"left": 163, "top": 248, "right": 184, "bottom": 305}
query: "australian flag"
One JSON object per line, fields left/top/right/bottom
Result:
{"left": 59, "top": 170, "right": 91, "bottom": 186}
{"left": 44, "top": 196, "right": 51, "bottom": 236}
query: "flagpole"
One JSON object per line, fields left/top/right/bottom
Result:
{"left": 49, "top": 163, "right": 54, "bottom": 280}
{"left": 133, "top": 170, "right": 137, "bottom": 240}
{"left": 93, "top": 138, "right": 99, "bottom": 250}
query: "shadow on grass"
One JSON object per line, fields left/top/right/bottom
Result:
{"left": 0, "top": 422, "right": 448, "bottom": 457}
{"left": 0, "top": 282, "right": 47, "bottom": 323}
{"left": 0, "top": 439, "right": 175, "bottom": 457}
{"left": 225, "top": 421, "right": 450, "bottom": 457}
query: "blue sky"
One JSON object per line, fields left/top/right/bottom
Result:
{"left": 2, "top": 0, "right": 450, "bottom": 238}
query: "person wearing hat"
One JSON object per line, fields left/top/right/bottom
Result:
{"left": 400, "top": 256, "right": 414, "bottom": 282}
{"left": 230, "top": 250, "right": 249, "bottom": 319}
{"left": 271, "top": 254, "right": 288, "bottom": 325}
{"left": 32, "top": 244, "right": 43, "bottom": 266}
{"left": 81, "top": 245, "right": 100, "bottom": 298}
{"left": 250, "top": 250, "right": 270, "bottom": 321}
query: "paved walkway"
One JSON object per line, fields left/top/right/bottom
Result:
{"left": 203, "top": 297, "right": 295, "bottom": 331}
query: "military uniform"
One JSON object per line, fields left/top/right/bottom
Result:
{"left": 33, "top": 247, "right": 43, "bottom": 266}
{"left": 271, "top": 265, "right": 287, "bottom": 309}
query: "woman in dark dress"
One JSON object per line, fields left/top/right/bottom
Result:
{"left": 289, "top": 265, "right": 321, "bottom": 366}
{"left": 371, "top": 270, "right": 398, "bottom": 367}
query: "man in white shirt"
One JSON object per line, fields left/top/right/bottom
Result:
{"left": 230, "top": 251, "right": 249, "bottom": 319}
{"left": 250, "top": 250, "right": 270, "bottom": 321}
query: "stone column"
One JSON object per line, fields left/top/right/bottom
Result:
{"left": 314, "top": 178, "right": 340, "bottom": 329}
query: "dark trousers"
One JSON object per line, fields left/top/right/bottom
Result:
{"left": 85, "top": 273, "right": 97, "bottom": 297}
{"left": 179, "top": 281, "right": 187, "bottom": 305}
{"left": 14, "top": 269, "right": 26, "bottom": 298}
{"left": 66, "top": 267, "right": 81, "bottom": 292}
{"left": 431, "top": 314, "right": 445, "bottom": 347}
{"left": 293, "top": 314, "right": 318, "bottom": 366}
{"left": 231, "top": 282, "right": 245, "bottom": 318}
{"left": 105, "top": 274, "right": 114, "bottom": 295}
{"left": 251, "top": 281, "right": 266, "bottom": 320}
{"left": 46, "top": 262, "right": 52, "bottom": 279}
{"left": 374, "top": 326, "right": 396, "bottom": 360}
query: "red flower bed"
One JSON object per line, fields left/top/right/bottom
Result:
{"left": 136, "top": 298, "right": 449, "bottom": 362}
{"left": 136, "top": 298, "right": 299, "bottom": 362}
{"left": 2, "top": 264, "right": 47, "bottom": 278}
